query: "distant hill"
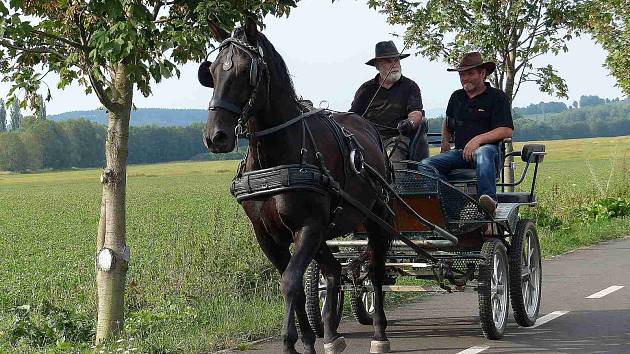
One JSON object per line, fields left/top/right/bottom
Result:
{"left": 50, "top": 107, "right": 449, "bottom": 126}
{"left": 49, "top": 108, "right": 208, "bottom": 127}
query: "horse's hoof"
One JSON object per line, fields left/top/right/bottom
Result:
{"left": 370, "top": 340, "right": 391, "bottom": 353}
{"left": 324, "top": 336, "right": 346, "bottom": 354}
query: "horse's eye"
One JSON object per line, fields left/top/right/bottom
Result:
{"left": 198, "top": 61, "right": 214, "bottom": 88}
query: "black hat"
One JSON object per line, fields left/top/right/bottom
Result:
{"left": 447, "top": 52, "right": 496, "bottom": 75}
{"left": 365, "top": 41, "right": 410, "bottom": 66}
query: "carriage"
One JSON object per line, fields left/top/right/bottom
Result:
{"left": 304, "top": 137, "right": 547, "bottom": 340}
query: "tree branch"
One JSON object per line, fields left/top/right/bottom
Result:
{"left": 152, "top": 2, "right": 162, "bottom": 20}
{"left": 0, "top": 39, "right": 65, "bottom": 59}
{"left": 513, "top": 0, "right": 544, "bottom": 75}
{"left": 74, "top": 11, "right": 89, "bottom": 47}
{"left": 32, "top": 30, "right": 90, "bottom": 52}
{"left": 87, "top": 69, "right": 118, "bottom": 112}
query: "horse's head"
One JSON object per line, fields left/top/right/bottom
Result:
{"left": 201, "top": 19, "right": 266, "bottom": 153}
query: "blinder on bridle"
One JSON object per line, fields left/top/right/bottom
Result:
{"left": 197, "top": 39, "right": 262, "bottom": 89}
{"left": 197, "top": 61, "right": 214, "bottom": 88}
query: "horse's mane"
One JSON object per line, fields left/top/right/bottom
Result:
{"left": 233, "top": 27, "right": 299, "bottom": 103}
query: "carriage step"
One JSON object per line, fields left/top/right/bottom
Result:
{"left": 342, "top": 284, "right": 476, "bottom": 293}
{"left": 340, "top": 261, "right": 432, "bottom": 268}
{"left": 327, "top": 239, "right": 455, "bottom": 248}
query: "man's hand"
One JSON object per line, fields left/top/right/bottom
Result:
{"left": 463, "top": 137, "right": 481, "bottom": 161}
{"left": 440, "top": 141, "right": 451, "bottom": 153}
{"left": 397, "top": 119, "right": 414, "bottom": 137}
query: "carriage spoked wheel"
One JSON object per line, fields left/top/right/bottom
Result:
{"left": 304, "top": 261, "right": 344, "bottom": 338}
{"left": 478, "top": 238, "right": 509, "bottom": 339}
{"left": 509, "top": 219, "right": 542, "bottom": 327}
{"left": 350, "top": 279, "right": 376, "bottom": 325}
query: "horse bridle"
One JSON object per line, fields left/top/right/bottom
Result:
{"left": 207, "top": 36, "right": 268, "bottom": 136}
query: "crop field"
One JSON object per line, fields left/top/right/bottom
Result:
{"left": 0, "top": 136, "right": 629, "bottom": 353}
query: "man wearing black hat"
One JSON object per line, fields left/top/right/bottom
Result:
{"left": 349, "top": 41, "right": 428, "bottom": 168}
{"left": 421, "top": 52, "right": 514, "bottom": 216}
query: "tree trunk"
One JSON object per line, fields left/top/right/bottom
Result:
{"left": 95, "top": 63, "right": 133, "bottom": 343}
{"left": 503, "top": 47, "right": 517, "bottom": 192}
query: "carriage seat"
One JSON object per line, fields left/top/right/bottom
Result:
{"left": 444, "top": 140, "right": 507, "bottom": 184}
{"left": 446, "top": 169, "right": 478, "bottom": 183}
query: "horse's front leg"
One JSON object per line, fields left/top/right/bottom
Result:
{"left": 281, "top": 223, "right": 323, "bottom": 354}
{"left": 315, "top": 245, "right": 346, "bottom": 353}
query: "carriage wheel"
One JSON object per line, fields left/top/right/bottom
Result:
{"left": 304, "top": 260, "right": 344, "bottom": 338}
{"left": 350, "top": 279, "right": 376, "bottom": 325}
{"left": 509, "top": 219, "right": 542, "bottom": 327}
{"left": 478, "top": 238, "right": 509, "bottom": 340}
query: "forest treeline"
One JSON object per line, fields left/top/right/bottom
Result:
{"left": 427, "top": 101, "right": 630, "bottom": 142}
{"left": 0, "top": 100, "right": 628, "bottom": 172}
{"left": 0, "top": 119, "right": 244, "bottom": 172}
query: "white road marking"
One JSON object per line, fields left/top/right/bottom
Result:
{"left": 586, "top": 285, "right": 624, "bottom": 299}
{"left": 531, "top": 310, "right": 569, "bottom": 328}
{"left": 456, "top": 345, "right": 489, "bottom": 354}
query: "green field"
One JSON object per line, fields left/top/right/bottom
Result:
{"left": 1, "top": 136, "right": 629, "bottom": 353}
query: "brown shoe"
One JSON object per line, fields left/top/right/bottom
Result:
{"left": 479, "top": 194, "right": 497, "bottom": 217}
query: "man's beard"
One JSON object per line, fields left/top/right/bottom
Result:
{"left": 383, "top": 70, "right": 402, "bottom": 84}
{"left": 463, "top": 82, "right": 476, "bottom": 92}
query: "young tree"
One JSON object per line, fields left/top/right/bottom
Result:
{"left": 0, "top": 99, "right": 6, "bottom": 131}
{"left": 577, "top": 0, "right": 630, "bottom": 96}
{"left": 372, "top": 0, "right": 581, "bottom": 107}
{"left": 36, "top": 94, "right": 47, "bottom": 121}
{"left": 580, "top": 95, "right": 606, "bottom": 107}
{"left": 0, "top": 0, "right": 298, "bottom": 343}
{"left": 9, "top": 99, "right": 22, "bottom": 130}
{"left": 0, "top": 132, "right": 29, "bottom": 171}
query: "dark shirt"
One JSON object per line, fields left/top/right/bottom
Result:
{"left": 446, "top": 83, "right": 514, "bottom": 149}
{"left": 350, "top": 74, "right": 423, "bottom": 139}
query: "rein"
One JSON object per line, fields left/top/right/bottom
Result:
{"left": 249, "top": 108, "right": 325, "bottom": 139}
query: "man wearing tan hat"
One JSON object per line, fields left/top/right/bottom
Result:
{"left": 350, "top": 41, "right": 429, "bottom": 168}
{"left": 421, "top": 52, "right": 514, "bottom": 216}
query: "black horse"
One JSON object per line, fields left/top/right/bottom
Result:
{"left": 202, "top": 19, "right": 393, "bottom": 354}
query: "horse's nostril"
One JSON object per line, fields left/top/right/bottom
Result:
{"left": 212, "top": 131, "right": 228, "bottom": 146}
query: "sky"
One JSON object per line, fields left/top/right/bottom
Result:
{"left": 0, "top": 0, "right": 624, "bottom": 116}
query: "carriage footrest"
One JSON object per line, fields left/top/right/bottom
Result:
{"left": 342, "top": 284, "right": 448, "bottom": 293}
{"left": 494, "top": 203, "right": 520, "bottom": 231}
{"left": 327, "top": 239, "right": 455, "bottom": 248}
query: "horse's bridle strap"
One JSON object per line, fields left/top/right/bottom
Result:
{"left": 250, "top": 108, "right": 325, "bottom": 139}
{"left": 209, "top": 98, "right": 242, "bottom": 114}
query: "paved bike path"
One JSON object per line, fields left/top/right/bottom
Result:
{"left": 232, "top": 236, "right": 630, "bottom": 353}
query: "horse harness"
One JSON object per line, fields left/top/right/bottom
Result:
{"left": 210, "top": 33, "right": 466, "bottom": 290}
{"left": 204, "top": 36, "right": 373, "bottom": 210}
{"left": 231, "top": 108, "right": 370, "bottom": 208}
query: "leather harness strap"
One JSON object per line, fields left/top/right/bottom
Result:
{"left": 250, "top": 108, "right": 325, "bottom": 139}
{"left": 209, "top": 98, "right": 243, "bottom": 114}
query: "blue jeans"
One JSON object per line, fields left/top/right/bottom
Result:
{"left": 420, "top": 144, "right": 499, "bottom": 200}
